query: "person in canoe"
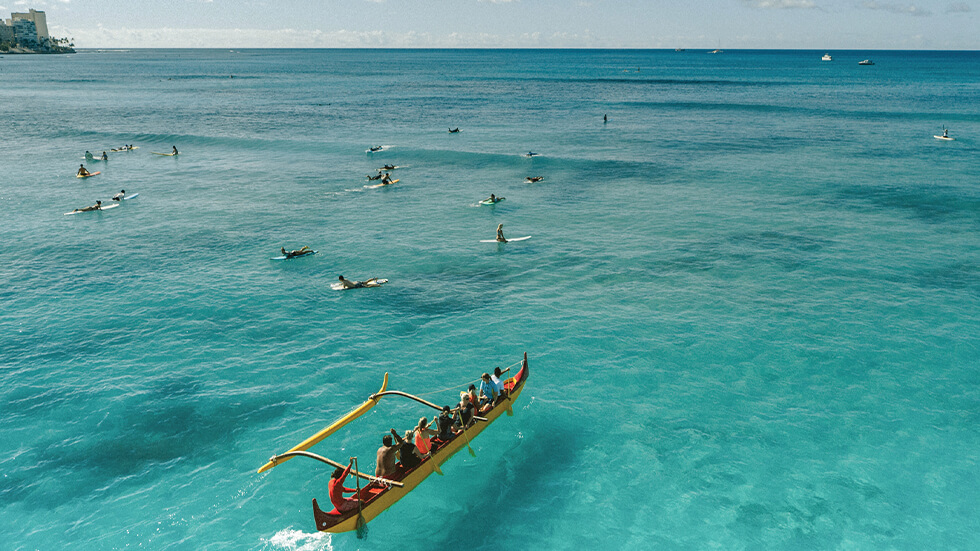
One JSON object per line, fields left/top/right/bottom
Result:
{"left": 337, "top": 275, "right": 381, "bottom": 289}
{"left": 491, "top": 366, "right": 510, "bottom": 403}
{"left": 496, "top": 223, "right": 507, "bottom": 243}
{"left": 328, "top": 459, "right": 363, "bottom": 513}
{"left": 396, "top": 429, "right": 423, "bottom": 472}
{"left": 433, "top": 406, "right": 455, "bottom": 441}
{"left": 77, "top": 164, "right": 91, "bottom": 177}
{"left": 375, "top": 429, "right": 402, "bottom": 478}
{"left": 172, "top": 145, "right": 179, "bottom": 155}
{"left": 453, "top": 392, "right": 476, "bottom": 430}
{"left": 70, "top": 200, "right": 103, "bottom": 213}
{"left": 525, "top": 176, "right": 543, "bottom": 183}
{"left": 101, "top": 151, "right": 109, "bottom": 160}
{"left": 413, "top": 417, "right": 439, "bottom": 458}
{"left": 112, "top": 190, "right": 126, "bottom": 201}
{"left": 479, "top": 372, "right": 498, "bottom": 412}
{"left": 281, "top": 246, "right": 313, "bottom": 258}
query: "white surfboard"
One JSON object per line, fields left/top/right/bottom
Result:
{"left": 366, "top": 179, "right": 399, "bottom": 189}
{"left": 481, "top": 236, "right": 531, "bottom": 243}
{"left": 934, "top": 135, "right": 955, "bottom": 141}
{"left": 272, "top": 250, "right": 318, "bottom": 260}
{"left": 123, "top": 193, "right": 139, "bottom": 200}
{"left": 331, "top": 278, "right": 388, "bottom": 290}
{"left": 64, "top": 203, "right": 120, "bottom": 215}
{"left": 479, "top": 198, "right": 505, "bottom": 205}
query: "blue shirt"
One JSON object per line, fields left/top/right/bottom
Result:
{"left": 479, "top": 379, "right": 497, "bottom": 402}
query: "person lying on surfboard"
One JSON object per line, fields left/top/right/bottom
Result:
{"left": 369, "top": 145, "right": 383, "bottom": 152}
{"left": 382, "top": 164, "right": 396, "bottom": 170}
{"left": 449, "top": 127, "right": 460, "bottom": 133}
{"left": 496, "top": 223, "right": 507, "bottom": 243}
{"left": 367, "top": 171, "right": 383, "bottom": 180}
{"left": 525, "top": 176, "right": 543, "bottom": 183}
{"left": 71, "top": 200, "right": 103, "bottom": 213}
{"left": 485, "top": 194, "right": 500, "bottom": 203}
{"left": 337, "top": 275, "right": 381, "bottom": 289}
{"left": 77, "top": 164, "right": 90, "bottom": 176}
{"left": 112, "top": 190, "right": 126, "bottom": 201}
{"left": 281, "top": 246, "right": 313, "bottom": 258}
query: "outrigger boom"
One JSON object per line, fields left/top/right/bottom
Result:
{"left": 259, "top": 353, "right": 530, "bottom": 534}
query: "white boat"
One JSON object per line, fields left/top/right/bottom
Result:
{"left": 858, "top": 59, "right": 874, "bottom": 66}
{"left": 821, "top": 53, "right": 832, "bottom": 61}
{"left": 709, "top": 49, "right": 723, "bottom": 54}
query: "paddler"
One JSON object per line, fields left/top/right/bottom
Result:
{"left": 337, "top": 275, "right": 380, "bottom": 289}
{"left": 413, "top": 418, "right": 439, "bottom": 456}
{"left": 434, "top": 406, "right": 455, "bottom": 441}
{"left": 77, "top": 164, "right": 90, "bottom": 177}
{"left": 282, "top": 246, "right": 312, "bottom": 258}
{"left": 496, "top": 223, "right": 507, "bottom": 243}
{"left": 70, "top": 200, "right": 103, "bottom": 213}
{"left": 396, "top": 430, "right": 423, "bottom": 472}
{"left": 328, "top": 459, "right": 363, "bottom": 513}
{"left": 375, "top": 429, "right": 401, "bottom": 478}
{"left": 478, "top": 373, "right": 498, "bottom": 412}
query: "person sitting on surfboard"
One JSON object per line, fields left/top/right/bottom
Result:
{"left": 112, "top": 190, "right": 126, "bottom": 201}
{"left": 171, "top": 146, "right": 179, "bottom": 155}
{"left": 77, "top": 164, "right": 90, "bottom": 177}
{"left": 337, "top": 275, "right": 380, "bottom": 289}
{"left": 281, "top": 246, "right": 312, "bottom": 258}
{"left": 943, "top": 128, "right": 949, "bottom": 138}
{"left": 381, "top": 173, "right": 393, "bottom": 185}
{"left": 496, "top": 223, "right": 507, "bottom": 243}
{"left": 328, "top": 459, "right": 363, "bottom": 513}
{"left": 101, "top": 151, "right": 109, "bottom": 160}
{"left": 71, "top": 200, "right": 102, "bottom": 213}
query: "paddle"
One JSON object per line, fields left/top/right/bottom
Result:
{"left": 456, "top": 406, "right": 477, "bottom": 457}
{"left": 353, "top": 457, "right": 367, "bottom": 539}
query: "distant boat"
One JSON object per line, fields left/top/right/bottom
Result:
{"left": 821, "top": 53, "right": 832, "bottom": 61}
{"left": 709, "top": 49, "right": 723, "bottom": 54}
{"left": 858, "top": 59, "right": 874, "bottom": 65}
{"left": 675, "top": 48, "right": 685, "bottom": 52}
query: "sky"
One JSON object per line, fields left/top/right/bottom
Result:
{"left": 4, "top": 0, "right": 978, "bottom": 49}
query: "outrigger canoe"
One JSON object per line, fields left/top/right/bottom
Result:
{"left": 259, "top": 353, "right": 530, "bottom": 534}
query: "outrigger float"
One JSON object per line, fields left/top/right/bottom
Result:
{"left": 259, "top": 352, "right": 530, "bottom": 534}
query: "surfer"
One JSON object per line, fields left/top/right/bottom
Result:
{"left": 71, "top": 200, "right": 103, "bottom": 213}
{"left": 367, "top": 171, "right": 383, "bottom": 180}
{"left": 112, "top": 190, "right": 126, "bottom": 201}
{"left": 77, "top": 164, "right": 90, "bottom": 177}
{"left": 369, "top": 145, "right": 383, "bottom": 152}
{"left": 101, "top": 151, "right": 109, "bottom": 160}
{"left": 603, "top": 114, "right": 607, "bottom": 123}
{"left": 337, "top": 275, "right": 380, "bottom": 289}
{"left": 281, "top": 246, "right": 313, "bottom": 258}
{"left": 172, "top": 146, "right": 179, "bottom": 155}
{"left": 381, "top": 173, "right": 393, "bottom": 185}
{"left": 943, "top": 127, "right": 949, "bottom": 138}
{"left": 328, "top": 459, "right": 363, "bottom": 513}
{"left": 449, "top": 127, "right": 460, "bottom": 133}
{"left": 526, "top": 151, "right": 537, "bottom": 157}
{"left": 84, "top": 151, "right": 94, "bottom": 160}
{"left": 382, "top": 164, "right": 396, "bottom": 170}
{"left": 525, "top": 176, "right": 543, "bottom": 183}
{"left": 485, "top": 193, "right": 499, "bottom": 203}
{"left": 496, "top": 223, "right": 507, "bottom": 243}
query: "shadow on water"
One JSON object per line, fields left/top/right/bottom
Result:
{"left": 828, "top": 183, "right": 980, "bottom": 225}
{"left": 3, "top": 377, "right": 289, "bottom": 510}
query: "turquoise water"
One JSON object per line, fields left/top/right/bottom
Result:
{"left": 2, "top": 49, "right": 979, "bottom": 549}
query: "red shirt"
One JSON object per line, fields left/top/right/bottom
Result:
{"left": 328, "top": 463, "right": 356, "bottom": 510}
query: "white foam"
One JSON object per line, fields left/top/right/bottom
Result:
{"left": 262, "top": 528, "right": 332, "bottom": 551}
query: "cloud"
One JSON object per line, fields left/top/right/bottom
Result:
{"left": 945, "top": 2, "right": 971, "bottom": 12}
{"left": 861, "top": 1, "right": 932, "bottom": 16}
{"left": 742, "top": 0, "right": 817, "bottom": 7}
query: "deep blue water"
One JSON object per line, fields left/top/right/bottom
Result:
{"left": 1, "top": 49, "right": 979, "bottom": 550}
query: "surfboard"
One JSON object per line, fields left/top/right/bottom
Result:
{"left": 331, "top": 278, "right": 388, "bottom": 290}
{"left": 64, "top": 203, "right": 120, "bottom": 215}
{"left": 376, "top": 166, "right": 402, "bottom": 171}
{"left": 272, "top": 250, "right": 318, "bottom": 260}
{"left": 151, "top": 152, "right": 178, "bottom": 156}
{"left": 82, "top": 157, "right": 107, "bottom": 161}
{"left": 481, "top": 236, "right": 531, "bottom": 243}
{"left": 367, "top": 179, "right": 399, "bottom": 189}
{"left": 76, "top": 171, "right": 101, "bottom": 178}
{"left": 366, "top": 147, "right": 384, "bottom": 153}
{"left": 934, "top": 136, "right": 955, "bottom": 141}
{"left": 113, "top": 192, "right": 139, "bottom": 202}
{"left": 479, "top": 198, "right": 505, "bottom": 205}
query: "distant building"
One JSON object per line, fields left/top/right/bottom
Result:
{"left": 11, "top": 9, "right": 48, "bottom": 39}
{"left": 12, "top": 19, "right": 38, "bottom": 47}
{"left": 0, "top": 22, "right": 13, "bottom": 45}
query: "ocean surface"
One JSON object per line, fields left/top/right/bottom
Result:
{"left": 1, "top": 48, "right": 978, "bottom": 550}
